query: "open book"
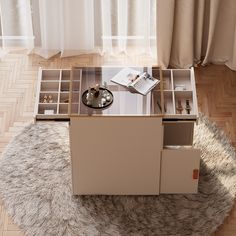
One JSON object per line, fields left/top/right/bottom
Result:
{"left": 110, "top": 67, "right": 160, "bottom": 95}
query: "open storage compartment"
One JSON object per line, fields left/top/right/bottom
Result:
{"left": 163, "top": 120, "right": 194, "bottom": 146}
{"left": 35, "top": 68, "right": 82, "bottom": 120}
{"left": 41, "top": 70, "right": 60, "bottom": 81}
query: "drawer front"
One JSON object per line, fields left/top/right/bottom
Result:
{"left": 160, "top": 149, "right": 200, "bottom": 194}
{"left": 163, "top": 121, "right": 194, "bottom": 146}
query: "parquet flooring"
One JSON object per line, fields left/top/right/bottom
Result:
{"left": 0, "top": 51, "right": 235, "bottom": 235}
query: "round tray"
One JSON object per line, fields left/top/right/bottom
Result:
{"left": 82, "top": 87, "right": 113, "bottom": 109}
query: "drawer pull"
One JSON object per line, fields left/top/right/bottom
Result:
{"left": 193, "top": 169, "right": 199, "bottom": 179}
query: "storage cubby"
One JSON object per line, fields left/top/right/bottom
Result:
{"left": 71, "top": 92, "right": 80, "bottom": 103}
{"left": 41, "top": 81, "right": 59, "bottom": 92}
{"left": 174, "top": 91, "right": 194, "bottom": 115}
{"left": 41, "top": 70, "right": 60, "bottom": 81}
{"left": 39, "top": 92, "right": 58, "bottom": 104}
{"left": 164, "top": 91, "right": 175, "bottom": 114}
{"left": 71, "top": 103, "right": 79, "bottom": 114}
{"left": 172, "top": 69, "right": 192, "bottom": 91}
{"left": 59, "top": 92, "right": 69, "bottom": 103}
{"left": 61, "top": 81, "right": 70, "bottom": 92}
{"left": 152, "top": 91, "right": 162, "bottom": 114}
{"left": 163, "top": 121, "right": 194, "bottom": 146}
{"left": 154, "top": 69, "right": 172, "bottom": 91}
{"left": 59, "top": 104, "right": 69, "bottom": 114}
{"left": 72, "top": 69, "right": 81, "bottom": 81}
{"left": 153, "top": 91, "right": 175, "bottom": 115}
{"left": 61, "top": 70, "right": 71, "bottom": 81}
{"left": 38, "top": 104, "right": 57, "bottom": 115}
{"left": 71, "top": 81, "right": 80, "bottom": 91}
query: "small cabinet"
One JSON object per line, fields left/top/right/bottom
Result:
{"left": 160, "top": 149, "right": 200, "bottom": 194}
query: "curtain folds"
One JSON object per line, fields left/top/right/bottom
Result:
{"left": 34, "top": 0, "right": 96, "bottom": 59}
{"left": 0, "top": 0, "right": 33, "bottom": 57}
{"left": 33, "top": 0, "right": 156, "bottom": 59}
{"left": 156, "top": 0, "right": 236, "bottom": 70}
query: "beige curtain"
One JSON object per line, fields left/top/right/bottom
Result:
{"left": 156, "top": 0, "right": 236, "bottom": 70}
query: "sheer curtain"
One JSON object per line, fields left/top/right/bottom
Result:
{"left": 0, "top": 0, "right": 33, "bottom": 57}
{"left": 33, "top": 0, "right": 95, "bottom": 58}
{"left": 101, "top": 0, "right": 156, "bottom": 56}
{"left": 0, "top": 0, "right": 156, "bottom": 59}
{"left": 32, "top": 0, "right": 156, "bottom": 58}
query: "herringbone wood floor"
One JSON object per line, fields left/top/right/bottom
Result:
{"left": 0, "top": 51, "right": 235, "bottom": 236}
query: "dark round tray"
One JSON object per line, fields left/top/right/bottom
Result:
{"left": 82, "top": 87, "right": 113, "bottom": 109}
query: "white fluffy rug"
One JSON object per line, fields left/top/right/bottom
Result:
{"left": 0, "top": 115, "right": 236, "bottom": 236}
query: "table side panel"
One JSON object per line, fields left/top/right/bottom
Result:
{"left": 70, "top": 116, "right": 163, "bottom": 195}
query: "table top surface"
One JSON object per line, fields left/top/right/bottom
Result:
{"left": 71, "top": 66, "right": 160, "bottom": 116}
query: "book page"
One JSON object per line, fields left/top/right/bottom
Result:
{"left": 110, "top": 68, "right": 140, "bottom": 86}
{"left": 131, "top": 74, "right": 160, "bottom": 95}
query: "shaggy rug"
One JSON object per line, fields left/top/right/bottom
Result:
{"left": 0, "top": 115, "right": 236, "bottom": 236}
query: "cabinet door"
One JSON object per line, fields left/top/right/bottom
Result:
{"left": 160, "top": 149, "right": 200, "bottom": 194}
{"left": 70, "top": 116, "right": 163, "bottom": 195}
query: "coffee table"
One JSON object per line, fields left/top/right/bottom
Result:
{"left": 69, "top": 66, "right": 200, "bottom": 195}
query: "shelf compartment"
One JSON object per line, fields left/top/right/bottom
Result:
{"left": 72, "top": 69, "right": 82, "bottom": 81}
{"left": 152, "top": 91, "right": 162, "bottom": 114}
{"left": 59, "top": 104, "right": 68, "bottom": 114}
{"left": 172, "top": 69, "right": 192, "bottom": 91}
{"left": 60, "top": 81, "right": 80, "bottom": 92}
{"left": 40, "top": 81, "right": 59, "bottom": 92}
{"left": 164, "top": 91, "right": 175, "bottom": 114}
{"left": 60, "top": 81, "right": 70, "bottom": 92}
{"left": 174, "top": 91, "right": 193, "bottom": 115}
{"left": 39, "top": 92, "right": 58, "bottom": 103}
{"left": 70, "top": 103, "right": 79, "bottom": 114}
{"left": 71, "top": 92, "right": 80, "bottom": 103}
{"left": 42, "top": 70, "right": 60, "bottom": 81}
{"left": 163, "top": 121, "right": 194, "bottom": 146}
{"left": 61, "top": 70, "right": 71, "bottom": 81}
{"left": 59, "top": 92, "right": 69, "bottom": 103}
{"left": 155, "top": 69, "right": 172, "bottom": 91}
{"left": 152, "top": 91, "right": 174, "bottom": 115}
{"left": 71, "top": 81, "right": 80, "bottom": 92}
{"left": 38, "top": 104, "right": 57, "bottom": 115}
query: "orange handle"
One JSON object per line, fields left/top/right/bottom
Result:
{"left": 193, "top": 169, "right": 199, "bottom": 179}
